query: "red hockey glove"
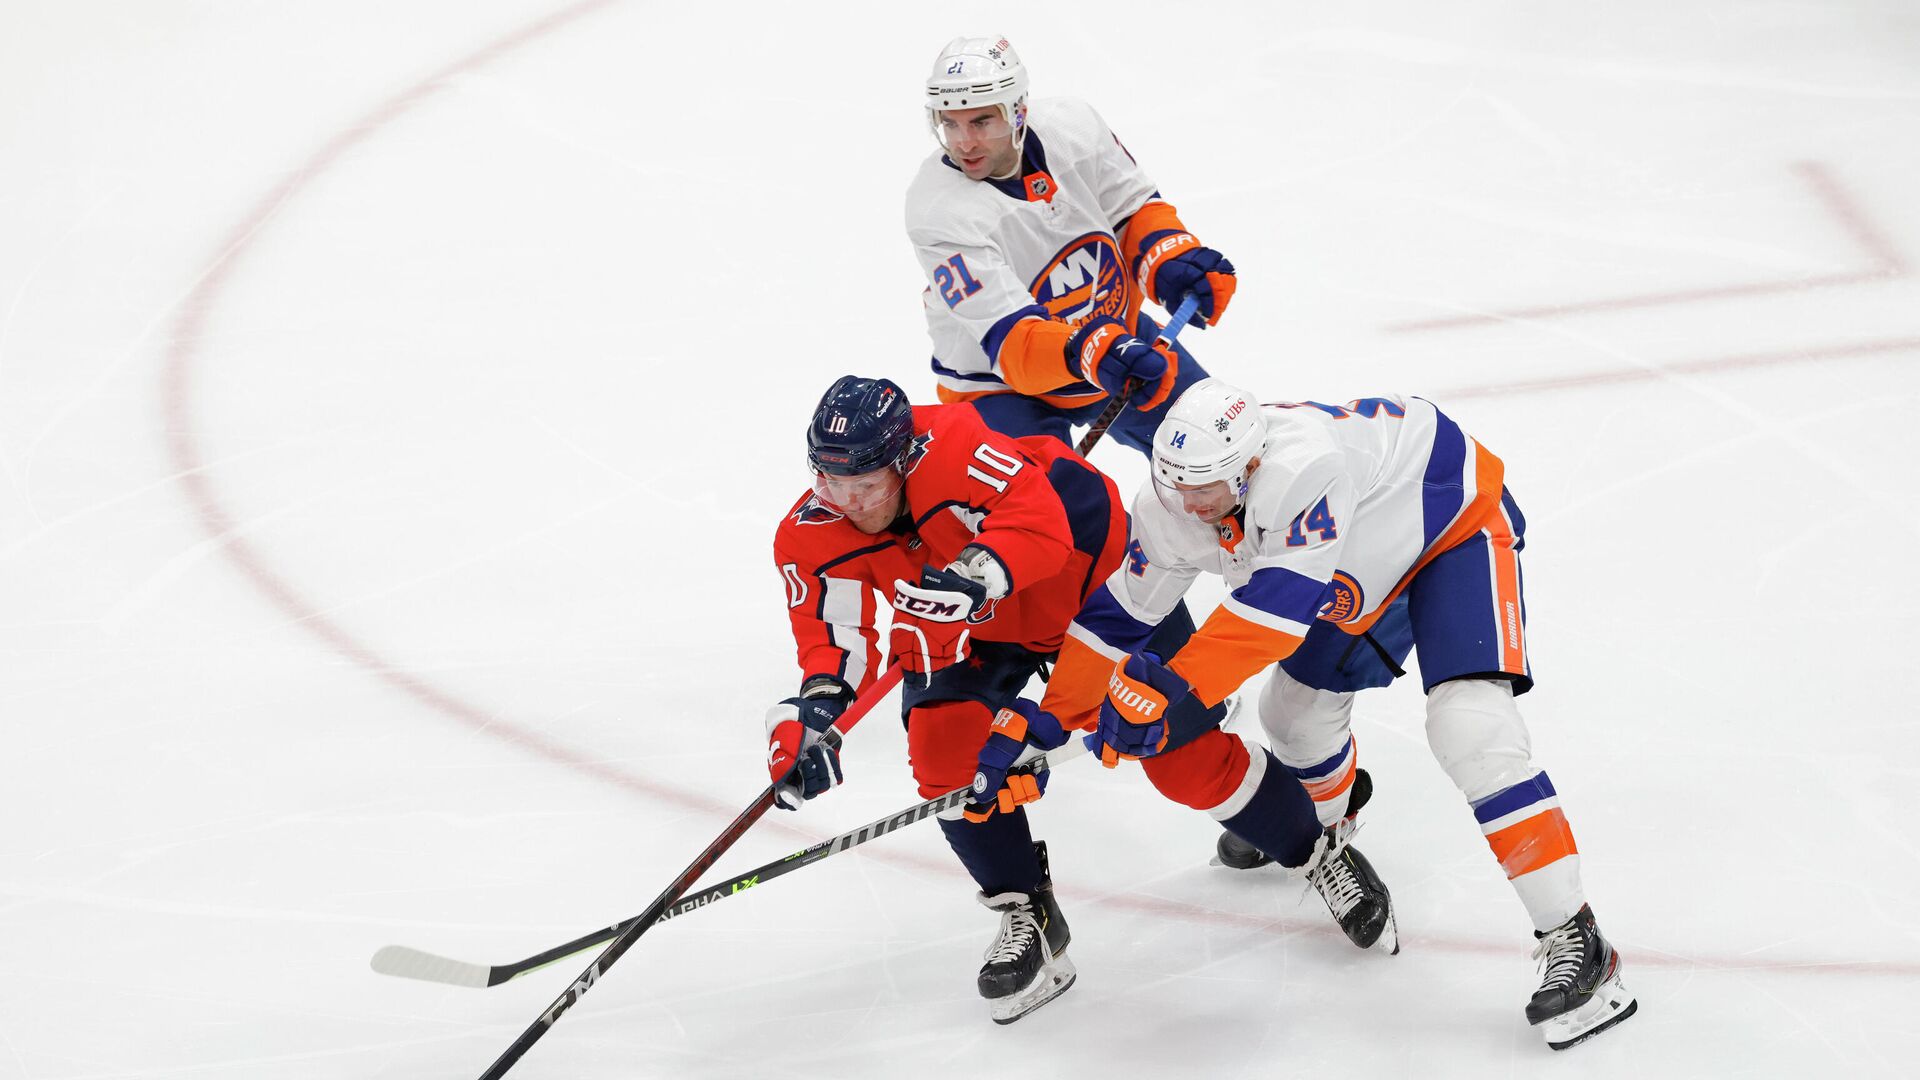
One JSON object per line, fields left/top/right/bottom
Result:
{"left": 765, "top": 675, "right": 851, "bottom": 810}
{"left": 889, "top": 564, "right": 990, "bottom": 683}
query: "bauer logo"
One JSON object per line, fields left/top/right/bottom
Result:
{"left": 1317, "top": 571, "right": 1364, "bottom": 624}
{"left": 1030, "top": 233, "right": 1128, "bottom": 326}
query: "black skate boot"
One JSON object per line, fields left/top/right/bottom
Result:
{"left": 1303, "top": 834, "right": 1399, "bottom": 953}
{"left": 975, "top": 841, "right": 1075, "bottom": 1024}
{"left": 1216, "top": 767, "right": 1372, "bottom": 870}
{"left": 1527, "top": 904, "right": 1637, "bottom": 1050}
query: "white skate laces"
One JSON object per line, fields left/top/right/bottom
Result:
{"left": 1532, "top": 921, "right": 1587, "bottom": 989}
{"left": 1309, "top": 855, "right": 1367, "bottom": 919}
{"left": 983, "top": 895, "right": 1040, "bottom": 964}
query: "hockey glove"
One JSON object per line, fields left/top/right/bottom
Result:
{"left": 1094, "top": 652, "right": 1192, "bottom": 767}
{"left": 1136, "top": 231, "right": 1237, "bottom": 327}
{"left": 765, "top": 675, "right": 851, "bottom": 810}
{"left": 889, "top": 564, "right": 990, "bottom": 683}
{"left": 963, "top": 699, "right": 1070, "bottom": 822}
{"left": 1065, "top": 316, "right": 1179, "bottom": 413}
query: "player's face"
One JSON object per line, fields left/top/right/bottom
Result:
{"left": 1154, "top": 476, "right": 1242, "bottom": 526}
{"left": 935, "top": 105, "right": 1019, "bottom": 181}
{"left": 813, "top": 466, "right": 905, "bottom": 533}
{"left": 1172, "top": 479, "right": 1238, "bottom": 524}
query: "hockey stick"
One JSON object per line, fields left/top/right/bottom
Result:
{"left": 372, "top": 732, "right": 1095, "bottom": 990}
{"left": 470, "top": 664, "right": 904, "bottom": 1080}
{"left": 1073, "top": 291, "right": 1204, "bottom": 457}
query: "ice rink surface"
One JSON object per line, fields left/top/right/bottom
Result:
{"left": 3, "top": 1, "right": 1917, "bottom": 1076}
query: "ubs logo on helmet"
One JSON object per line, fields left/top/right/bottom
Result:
{"left": 1029, "top": 233, "right": 1129, "bottom": 326}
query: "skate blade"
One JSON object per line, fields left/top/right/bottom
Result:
{"left": 1542, "top": 970, "right": 1637, "bottom": 1050}
{"left": 1377, "top": 909, "right": 1401, "bottom": 956}
{"left": 988, "top": 953, "right": 1077, "bottom": 1025}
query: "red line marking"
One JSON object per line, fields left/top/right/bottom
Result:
{"left": 1441, "top": 335, "right": 1920, "bottom": 399}
{"left": 156, "top": 0, "right": 754, "bottom": 824}
{"left": 1388, "top": 161, "right": 1907, "bottom": 332}
{"left": 150, "top": 9, "right": 1916, "bottom": 985}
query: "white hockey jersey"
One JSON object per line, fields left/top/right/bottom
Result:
{"left": 904, "top": 97, "right": 1170, "bottom": 408}
{"left": 1059, "top": 395, "right": 1510, "bottom": 708}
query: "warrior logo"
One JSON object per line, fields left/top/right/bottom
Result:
{"left": 1029, "top": 232, "right": 1129, "bottom": 326}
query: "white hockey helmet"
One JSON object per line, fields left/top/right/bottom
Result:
{"left": 1152, "top": 378, "right": 1267, "bottom": 519}
{"left": 924, "top": 36, "right": 1029, "bottom": 150}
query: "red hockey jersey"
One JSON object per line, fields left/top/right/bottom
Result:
{"left": 773, "top": 404, "right": 1127, "bottom": 695}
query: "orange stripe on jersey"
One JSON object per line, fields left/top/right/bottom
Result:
{"left": 1338, "top": 440, "right": 1508, "bottom": 637}
{"left": 1038, "top": 635, "right": 1117, "bottom": 732}
{"left": 1484, "top": 807, "right": 1579, "bottom": 879}
{"left": 1167, "top": 605, "right": 1305, "bottom": 708}
{"left": 1118, "top": 200, "right": 1188, "bottom": 266}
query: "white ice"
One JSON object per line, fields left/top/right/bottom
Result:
{"left": 2, "top": 2, "right": 1917, "bottom": 1077}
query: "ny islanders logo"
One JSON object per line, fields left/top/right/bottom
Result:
{"left": 1028, "top": 233, "right": 1129, "bottom": 326}
{"left": 1317, "top": 571, "right": 1365, "bottom": 624}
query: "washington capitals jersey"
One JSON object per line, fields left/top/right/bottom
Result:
{"left": 1066, "top": 395, "right": 1511, "bottom": 707}
{"left": 905, "top": 97, "right": 1163, "bottom": 408}
{"left": 774, "top": 403, "right": 1127, "bottom": 695}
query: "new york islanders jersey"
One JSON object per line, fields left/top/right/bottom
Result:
{"left": 1062, "top": 395, "right": 1510, "bottom": 709}
{"left": 905, "top": 97, "right": 1176, "bottom": 409}
{"left": 774, "top": 403, "right": 1127, "bottom": 695}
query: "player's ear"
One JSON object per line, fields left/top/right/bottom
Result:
{"left": 1245, "top": 456, "right": 1262, "bottom": 477}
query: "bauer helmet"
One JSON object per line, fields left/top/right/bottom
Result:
{"left": 924, "top": 36, "right": 1029, "bottom": 152}
{"left": 1152, "top": 378, "right": 1267, "bottom": 521}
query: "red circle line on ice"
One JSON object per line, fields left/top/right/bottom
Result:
{"left": 153, "top": 4, "right": 1920, "bottom": 984}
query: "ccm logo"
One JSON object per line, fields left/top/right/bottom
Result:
{"left": 1107, "top": 673, "right": 1159, "bottom": 717}
{"left": 897, "top": 596, "right": 963, "bottom": 618}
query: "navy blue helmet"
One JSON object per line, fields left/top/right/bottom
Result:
{"left": 807, "top": 376, "right": 914, "bottom": 476}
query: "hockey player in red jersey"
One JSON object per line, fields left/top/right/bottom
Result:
{"left": 906, "top": 36, "right": 1238, "bottom": 455}
{"left": 767, "top": 376, "right": 1346, "bottom": 1024}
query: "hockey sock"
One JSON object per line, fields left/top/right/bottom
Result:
{"left": 938, "top": 807, "right": 1044, "bottom": 897}
{"left": 1471, "top": 770, "right": 1586, "bottom": 932}
{"left": 1215, "top": 749, "right": 1322, "bottom": 868}
{"left": 1284, "top": 734, "right": 1360, "bottom": 828}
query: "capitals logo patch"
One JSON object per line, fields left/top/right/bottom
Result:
{"left": 1317, "top": 571, "right": 1364, "bottom": 624}
{"left": 1029, "top": 232, "right": 1129, "bottom": 326}
{"left": 903, "top": 431, "right": 934, "bottom": 475}
{"left": 791, "top": 494, "right": 844, "bottom": 526}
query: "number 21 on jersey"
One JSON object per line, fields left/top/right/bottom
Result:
{"left": 933, "top": 254, "right": 982, "bottom": 308}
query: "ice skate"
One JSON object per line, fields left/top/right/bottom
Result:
{"left": 1527, "top": 904, "right": 1637, "bottom": 1050}
{"left": 976, "top": 842, "right": 1075, "bottom": 1024}
{"left": 1303, "top": 835, "right": 1399, "bottom": 953}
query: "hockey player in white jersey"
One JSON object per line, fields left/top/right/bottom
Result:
{"left": 1060, "top": 378, "right": 1638, "bottom": 1050}
{"left": 906, "top": 36, "right": 1238, "bottom": 456}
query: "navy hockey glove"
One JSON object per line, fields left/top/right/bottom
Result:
{"left": 766, "top": 675, "right": 851, "bottom": 810}
{"left": 1065, "top": 316, "right": 1179, "bottom": 412}
{"left": 890, "top": 563, "right": 991, "bottom": 684}
{"left": 1136, "top": 232, "right": 1237, "bottom": 327}
{"left": 963, "top": 699, "right": 1070, "bottom": 822}
{"left": 1095, "top": 652, "right": 1192, "bottom": 767}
